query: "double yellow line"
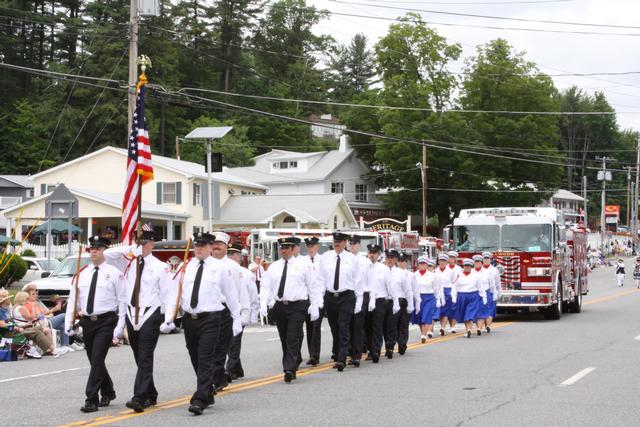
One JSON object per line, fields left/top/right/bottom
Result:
{"left": 61, "top": 288, "right": 638, "bottom": 427}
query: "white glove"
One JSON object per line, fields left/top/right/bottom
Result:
{"left": 414, "top": 303, "right": 421, "bottom": 314}
{"left": 436, "top": 299, "right": 442, "bottom": 308}
{"left": 308, "top": 305, "right": 320, "bottom": 322}
{"left": 232, "top": 320, "right": 243, "bottom": 337}
{"left": 66, "top": 328, "right": 76, "bottom": 337}
{"left": 493, "top": 293, "right": 498, "bottom": 302}
{"left": 482, "top": 296, "right": 488, "bottom": 305}
{"left": 113, "top": 325, "right": 124, "bottom": 339}
{"left": 259, "top": 307, "right": 268, "bottom": 319}
{"left": 406, "top": 304, "right": 414, "bottom": 314}
{"left": 354, "top": 305, "right": 362, "bottom": 315}
{"left": 452, "top": 298, "right": 457, "bottom": 304}
{"left": 368, "top": 299, "right": 376, "bottom": 312}
{"left": 393, "top": 301, "right": 400, "bottom": 315}
{"left": 241, "top": 310, "right": 251, "bottom": 326}
{"left": 159, "top": 322, "right": 176, "bottom": 334}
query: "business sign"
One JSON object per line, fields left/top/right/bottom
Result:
{"left": 604, "top": 205, "right": 620, "bottom": 216}
{"left": 364, "top": 218, "right": 407, "bottom": 232}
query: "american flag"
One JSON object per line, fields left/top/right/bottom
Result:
{"left": 122, "top": 85, "right": 154, "bottom": 245}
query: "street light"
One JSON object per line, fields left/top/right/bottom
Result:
{"left": 184, "top": 126, "right": 233, "bottom": 231}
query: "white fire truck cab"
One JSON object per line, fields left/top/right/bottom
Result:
{"left": 445, "top": 207, "right": 588, "bottom": 320}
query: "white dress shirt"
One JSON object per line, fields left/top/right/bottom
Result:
{"left": 483, "top": 264, "right": 501, "bottom": 299}
{"left": 455, "top": 271, "right": 486, "bottom": 302}
{"left": 447, "top": 263, "right": 462, "bottom": 285}
{"left": 221, "top": 256, "right": 251, "bottom": 323}
{"left": 259, "top": 256, "right": 324, "bottom": 310}
{"left": 248, "top": 261, "right": 265, "bottom": 283}
{"left": 238, "top": 265, "right": 260, "bottom": 324}
{"left": 317, "top": 250, "right": 364, "bottom": 309}
{"left": 367, "top": 262, "right": 393, "bottom": 300}
{"left": 104, "top": 245, "right": 172, "bottom": 328}
{"left": 64, "top": 261, "right": 125, "bottom": 336}
{"left": 168, "top": 256, "right": 241, "bottom": 324}
{"left": 473, "top": 267, "right": 491, "bottom": 293}
{"left": 434, "top": 266, "right": 454, "bottom": 304}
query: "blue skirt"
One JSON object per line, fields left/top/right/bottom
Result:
{"left": 437, "top": 287, "right": 456, "bottom": 319}
{"left": 477, "top": 292, "right": 494, "bottom": 319}
{"left": 412, "top": 294, "right": 437, "bottom": 325}
{"left": 455, "top": 291, "right": 480, "bottom": 323}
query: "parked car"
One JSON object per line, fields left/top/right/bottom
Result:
{"left": 20, "top": 257, "right": 61, "bottom": 284}
{"left": 26, "top": 254, "right": 91, "bottom": 306}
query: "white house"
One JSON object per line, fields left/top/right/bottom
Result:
{"left": 225, "top": 135, "right": 388, "bottom": 220}
{"left": 308, "top": 113, "right": 346, "bottom": 140}
{"left": 538, "top": 189, "right": 585, "bottom": 221}
{"left": 0, "top": 175, "right": 33, "bottom": 235}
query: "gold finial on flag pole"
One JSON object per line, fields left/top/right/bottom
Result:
{"left": 136, "top": 55, "right": 152, "bottom": 87}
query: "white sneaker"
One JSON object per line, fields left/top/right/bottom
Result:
{"left": 54, "top": 346, "right": 70, "bottom": 358}
{"left": 70, "top": 342, "right": 84, "bottom": 351}
{"left": 420, "top": 335, "right": 427, "bottom": 343}
{"left": 427, "top": 332, "right": 433, "bottom": 339}
{"left": 26, "top": 347, "right": 42, "bottom": 359}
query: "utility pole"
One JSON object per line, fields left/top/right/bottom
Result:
{"left": 624, "top": 166, "right": 633, "bottom": 226}
{"left": 635, "top": 139, "right": 640, "bottom": 241}
{"left": 582, "top": 175, "right": 588, "bottom": 227}
{"left": 127, "top": 0, "right": 139, "bottom": 135}
{"left": 596, "top": 156, "right": 614, "bottom": 252}
{"left": 420, "top": 143, "right": 428, "bottom": 236}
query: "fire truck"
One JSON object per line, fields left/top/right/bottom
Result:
{"left": 444, "top": 207, "right": 589, "bottom": 320}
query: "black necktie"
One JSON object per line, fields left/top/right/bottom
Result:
{"left": 333, "top": 255, "right": 341, "bottom": 291}
{"left": 277, "top": 260, "right": 288, "bottom": 299}
{"left": 130, "top": 256, "right": 144, "bottom": 307}
{"left": 310, "top": 257, "right": 314, "bottom": 264}
{"left": 86, "top": 266, "right": 99, "bottom": 315}
{"left": 190, "top": 260, "right": 205, "bottom": 309}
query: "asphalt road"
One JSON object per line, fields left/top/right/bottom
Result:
{"left": 2, "top": 259, "right": 639, "bottom": 427}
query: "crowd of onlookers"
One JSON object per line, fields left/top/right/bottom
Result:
{"left": 0, "top": 285, "right": 84, "bottom": 361}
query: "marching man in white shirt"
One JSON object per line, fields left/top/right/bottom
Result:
{"left": 302, "top": 236, "right": 323, "bottom": 366}
{"left": 364, "top": 244, "right": 393, "bottom": 363}
{"left": 225, "top": 242, "right": 259, "bottom": 381}
{"left": 412, "top": 257, "right": 441, "bottom": 342}
{"left": 65, "top": 236, "right": 126, "bottom": 413}
{"left": 260, "top": 236, "right": 324, "bottom": 382}
{"left": 382, "top": 250, "right": 402, "bottom": 359}
{"left": 348, "top": 234, "right": 370, "bottom": 366}
{"left": 481, "top": 252, "right": 500, "bottom": 333}
{"left": 395, "top": 253, "right": 416, "bottom": 355}
{"left": 316, "top": 232, "right": 364, "bottom": 372}
{"left": 454, "top": 258, "right": 486, "bottom": 339}
{"left": 163, "top": 232, "right": 242, "bottom": 416}
{"left": 104, "top": 224, "right": 171, "bottom": 413}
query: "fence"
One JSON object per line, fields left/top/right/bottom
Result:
{"left": 17, "top": 241, "right": 123, "bottom": 260}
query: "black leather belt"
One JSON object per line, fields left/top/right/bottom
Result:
{"left": 329, "top": 290, "right": 354, "bottom": 298}
{"left": 276, "top": 300, "right": 307, "bottom": 305}
{"left": 82, "top": 311, "right": 116, "bottom": 321}
{"left": 185, "top": 311, "right": 220, "bottom": 320}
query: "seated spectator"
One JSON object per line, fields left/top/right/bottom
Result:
{"left": 1, "top": 288, "right": 41, "bottom": 359}
{"left": 12, "top": 291, "right": 54, "bottom": 356}
{"left": 22, "top": 283, "right": 76, "bottom": 351}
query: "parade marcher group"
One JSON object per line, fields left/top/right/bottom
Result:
{"left": 63, "top": 231, "right": 505, "bottom": 416}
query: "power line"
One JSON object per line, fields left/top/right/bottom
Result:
{"left": 360, "top": 0, "right": 572, "bottom": 4}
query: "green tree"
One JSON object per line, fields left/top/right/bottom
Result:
{"left": 328, "top": 33, "right": 376, "bottom": 102}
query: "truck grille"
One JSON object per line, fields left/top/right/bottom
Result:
{"left": 495, "top": 255, "right": 520, "bottom": 290}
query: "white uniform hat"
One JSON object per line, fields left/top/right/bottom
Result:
{"left": 447, "top": 251, "right": 459, "bottom": 258}
{"left": 437, "top": 253, "right": 449, "bottom": 262}
{"left": 472, "top": 254, "right": 483, "bottom": 262}
{"left": 417, "top": 256, "right": 429, "bottom": 264}
{"left": 212, "top": 231, "right": 230, "bottom": 245}
{"left": 462, "top": 258, "right": 474, "bottom": 267}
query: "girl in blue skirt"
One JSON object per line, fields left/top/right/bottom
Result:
{"left": 454, "top": 259, "right": 487, "bottom": 338}
{"left": 412, "top": 257, "right": 442, "bottom": 342}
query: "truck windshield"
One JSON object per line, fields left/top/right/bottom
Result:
{"left": 501, "top": 224, "right": 552, "bottom": 251}
{"left": 51, "top": 257, "right": 91, "bottom": 277}
{"left": 453, "top": 225, "right": 499, "bottom": 251}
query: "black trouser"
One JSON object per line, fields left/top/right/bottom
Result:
{"left": 274, "top": 300, "right": 309, "bottom": 372}
{"left": 182, "top": 311, "right": 223, "bottom": 407}
{"left": 324, "top": 290, "right": 355, "bottom": 364}
{"left": 364, "top": 295, "right": 374, "bottom": 355}
{"left": 212, "top": 307, "right": 232, "bottom": 388}
{"left": 79, "top": 312, "right": 117, "bottom": 404}
{"left": 350, "top": 292, "right": 369, "bottom": 361}
{"left": 370, "top": 298, "right": 387, "bottom": 359}
{"left": 225, "top": 329, "right": 244, "bottom": 377}
{"left": 383, "top": 300, "right": 398, "bottom": 351}
{"left": 126, "top": 307, "right": 162, "bottom": 403}
{"left": 396, "top": 298, "right": 410, "bottom": 351}
{"left": 305, "top": 307, "right": 324, "bottom": 361}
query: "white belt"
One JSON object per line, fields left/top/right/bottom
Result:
{"left": 126, "top": 304, "right": 160, "bottom": 331}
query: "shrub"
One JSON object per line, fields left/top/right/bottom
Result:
{"left": 0, "top": 256, "right": 28, "bottom": 287}
{"left": 21, "top": 249, "right": 36, "bottom": 257}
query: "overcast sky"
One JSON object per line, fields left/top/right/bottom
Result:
{"left": 306, "top": 0, "right": 640, "bottom": 132}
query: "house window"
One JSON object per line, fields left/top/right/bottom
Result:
{"left": 289, "top": 161, "right": 297, "bottom": 168}
{"left": 333, "top": 215, "right": 338, "bottom": 229}
{"left": 27, "top": 188, "right": 34, "bottom": 198}
{"left": 279, "top": 161, "right": 289, "bottom": 169}
{"left": 331, "top": 182, "right": 344, "bottom": 194}
{"left": 193, "top": 183, "right": 201, "bottom": 206}
{"left": 283, "top": 215, "right": 296, "bottom": 223}
{"left": 193, "top": 226, "right": 204, "bottom": 235}
{"left": 163, "top": 183, "right": 177, "bottom": 204}
{"left": 273, "top": 162, "right": 279, "bottom": 169}
{"left": 355, "top": 184, "right": 367, "bottom": 202}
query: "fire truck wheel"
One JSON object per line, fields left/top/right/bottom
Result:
{"left": 569, "top": 280, "right": 582, "bottom": 314}
{"left": 544, "top": 287, "right": 562, "bottom": 320}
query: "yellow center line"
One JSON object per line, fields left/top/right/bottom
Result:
{"left": 60, "top": 288, "right": 635, "bottom": 427}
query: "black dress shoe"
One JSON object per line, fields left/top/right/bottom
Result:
{"left": 236, "top": 369, "right": 245, "bottom": 378}
{"left": 477, "top": 330, "right": 482, "bottom": 336}
{"left": 284, "top": 371, "right": 293, "bottom": 383}
{"left": 207, "top": 392, "right": 215, "bottom": 406}
{"left": 352, "top": 359, "right": 360, "bottom": 367}
{"left": 225, "top": 372, "right": 233, "bottom": 383}
{"left": 310, "top": 358, "right": 319, "bottom": 366}
{"left": 331, "top": 354, "right": 337, "bottom": 362}
{"left": 80, "top": 401, "right": 98, "bottom": 413}
{"left": 126, "top": 399, "right": 145, "bottom": 413}
{"left": 143, "top": 397, "right": 157, "bottom": 407}
{"left": 292, "top": 371, "right": 297, "bottom": 380}
{"left": 372, "top": 356, "right": 379, "bottom": 363}
{"left": 385, "top": 350, "right": 393, "bottom": 359}
{"left": 398, "top": 346, "right": 406, "bottom": 355}
{"left": 99, "top": 393, "right": 116, "bottom": 407}
{"left": 188, "top": 404, "right": 204, "bottom": 416}
{"left": 466, "top": 330, "right": 471, "bottom": 338}
{"left": 336, "top": 362, "right": 345, "bottom": 372}
{"left": 486, "top": 326, "right": 491, "bottom": 334}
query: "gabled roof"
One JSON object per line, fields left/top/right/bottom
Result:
{"left": 2, "top": 187, "right": 189, "bottom": 219}
{"left": 30, "top": 146, "right": 266, "bottom": 190}
{"left": 226, "top": 149, "right": 357, "bottom": 184}
{"left": 552, "top": 189, "right": 584, "bottom": 202}
{"left": 218, "top": 194, "right": 357, "bottom": 225}
{"left": 0, "top": 175, "right": 33, "bottom": 188}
